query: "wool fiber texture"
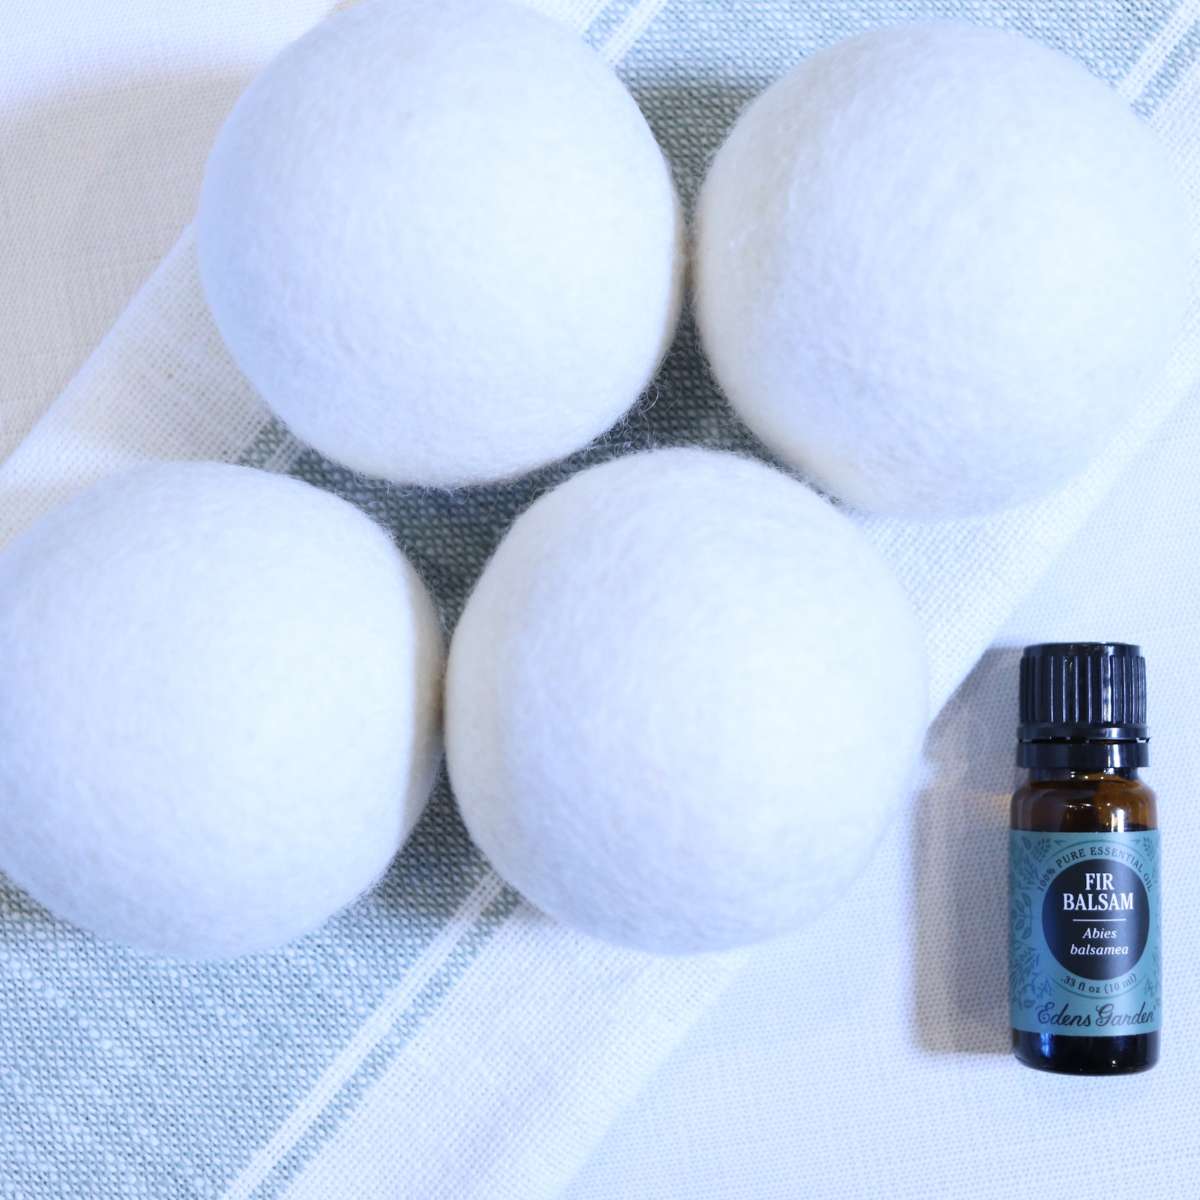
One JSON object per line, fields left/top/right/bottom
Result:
{"left": 695, "top": 21, "right": 1191, "bottom": 517}
{"left": 446, "top": 448, "right": 928, "bottom": 954}
{"left": 0, "top": 462, "right": 444, "bottom": 959}
{"left": 197, "top": 0, "right": 683, "bottom": 487}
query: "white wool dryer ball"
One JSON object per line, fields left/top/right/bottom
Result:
{"left": 446, "top": 448, "right": 928, "bottom": 953}
{"left": 197, "top": 0, "right": 683, "bottom": 487}
{"left": 695, "top": 22, "right": 1192, "bottom": 517}
{"left": 0, "top": 463, "right": 443, "bottom": 959}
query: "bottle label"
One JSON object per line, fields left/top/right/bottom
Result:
{"left": 1009, "top": 830, "right": 1161, "bottom": 1036}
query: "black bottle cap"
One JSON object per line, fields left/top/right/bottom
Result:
{"left": 1017, "top": 642, "right": 1149, "bottom": 770}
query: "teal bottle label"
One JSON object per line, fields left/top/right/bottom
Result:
{"left": 1009, "top": 830, "right": 1161, "bottom": 1036}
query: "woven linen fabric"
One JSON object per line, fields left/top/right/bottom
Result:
{"left": 0, "top": 3, "right": 1198, "bottom": 1199}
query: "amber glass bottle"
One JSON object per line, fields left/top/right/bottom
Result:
{"left": 1009, "top": 643, "right": 1159, "bottom": 1075}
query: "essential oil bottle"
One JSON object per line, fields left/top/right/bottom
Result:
{"left": 1009, "top": 643, "right": 1160, "bottom": 1074}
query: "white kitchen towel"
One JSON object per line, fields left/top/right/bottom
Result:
{"left": 0, "top": 2, "right": 1198, "bottom": 1198}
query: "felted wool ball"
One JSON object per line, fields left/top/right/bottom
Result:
{"left": 446, "top": 448, "right": 927, "bottom": 953}
{"left": 197, "top": 0, "right": 683, "bottom": 487}
{"left": 0, "top": 462, "right": 443, "bottom": 959}
{"left": 695, "top": 22, "right": 1192, "bottom": 517}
